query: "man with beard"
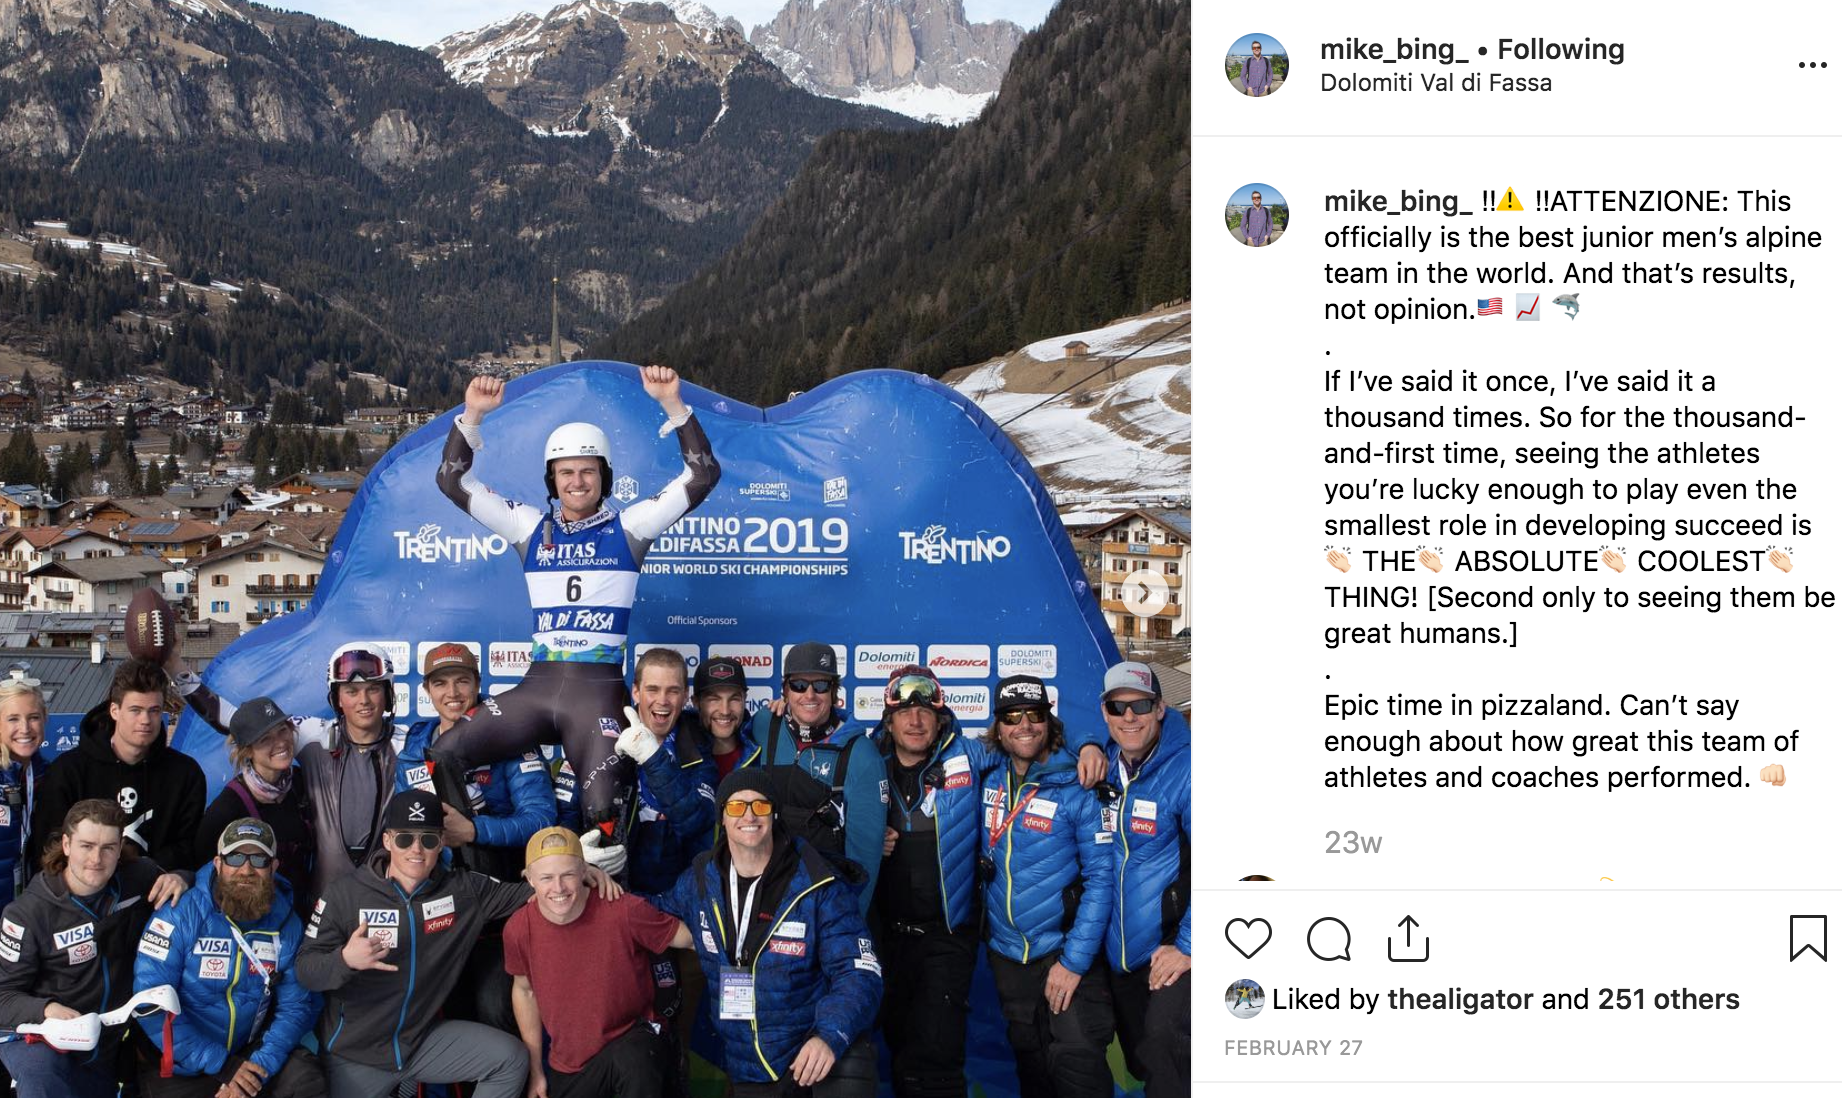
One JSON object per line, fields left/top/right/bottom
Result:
{"left": 0, "top": 800, "right": 189, "bottom": 1096}
{"left": 979, "top": 675, "right": 1114, "bottom": 1098}
{"left": 691, "top": 657, "right": 757, "bottom": 782}
{"left": 133, "top": 819, "right": 323, "bottom": 1097}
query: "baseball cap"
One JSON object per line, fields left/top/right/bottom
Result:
{"left": 227, "top": 697, "right": 291, "bottom": 748}
{"left": 1101, "top": 661, "right": 1161, "bottom": 699}
{"left": 383, "top": 789, "right": 443, "bottom": 832}
{"left": 217, "top": 818, "right": 277, "bottom": 858}
{"left": 694, "top": 656, "right": 748, "bottom": 694}
{"left": 422, "top": 643, "right": 479, "bottom": 677}
{"left": 782, "top": 641, "right": 838, "bottom": 680}
{"left": 524, "top": 826, "right": 583, "bottom": 868}
{"left": 993, "top": 675, "right": 1051, "bottom": 714}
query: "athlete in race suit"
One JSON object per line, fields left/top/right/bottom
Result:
{"left": 430, "top": 367, "right": 719, "bottom": 854}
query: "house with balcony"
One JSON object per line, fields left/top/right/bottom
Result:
{"left": 1087, "top": 509, "right": 1191, "bottom": 641}
{"left": 0, "top": 532, "right": 30, "bottom": 610}
{"left": 25, "top": 554, "right": 170, "bottom": 614}
{"left": 191, "top": 527, "right": 326, "bottom": 631}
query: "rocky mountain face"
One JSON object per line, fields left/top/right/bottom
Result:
{"left": 0, "top": 0, "right": 337, "bottom": 160}
{"left": 429, "top": 0, "right": 917, "bottom": 220}
{"left": 749, "top": 0, "right": 1022, "bottom": 122}
{"left": 432, "top": 1, "right": 747, "bottom": 143}
{"left": 0, "top": 0, "right": 916, "bottom": 376}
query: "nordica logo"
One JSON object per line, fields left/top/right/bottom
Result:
{"left": 394, "top": 524, "right": 510, "bottom": 563}
{"left": 898, "top": 525, "right": 1012, "bottom": 566}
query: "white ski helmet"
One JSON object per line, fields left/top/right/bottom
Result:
{"left": 543, "top": 422, "right": 613, "bottom": 504}
{"left": 327, "top": 642, "right": 396, "bottom": 714}
{"left": 544, "top": 422, "right": 610, "bottom": 464}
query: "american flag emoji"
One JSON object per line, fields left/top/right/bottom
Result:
{"left": 1476, "top": 297, "right": 1503, "bottom": 316}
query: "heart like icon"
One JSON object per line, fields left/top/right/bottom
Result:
{"left": 1226, "top": 918, "right": 1273, "bottom": 959}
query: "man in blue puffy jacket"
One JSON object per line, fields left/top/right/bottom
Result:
{"left": 655, "top": 769, "right": 880, "bottom": 1097}
{"left": 1098, "top": 662, "right": 1190, "bottom": 1098}
{"left": 750, "top": 643, "right": 886, "bottom": 916}
{"left": 979, "top": 675, "right": 1114, "bottom": 1098}
{"left": 869, "top": 665, "right": 993, "bottom": 1098}
{"left": 133, "top": 818, "right": 323, "bottom": 1096}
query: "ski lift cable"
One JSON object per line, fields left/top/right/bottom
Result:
{"left": 997, "top": 319, "right": 1191, "bottom": 430}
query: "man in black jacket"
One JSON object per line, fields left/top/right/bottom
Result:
{"left": 0, "top": 799, "right": 188, "bottom": 1097}
{"left": 297, "top": 790, "right": 613, "bottom": 1097}
{"left": 31, "top": 660, "right": 205, "bottom": 873}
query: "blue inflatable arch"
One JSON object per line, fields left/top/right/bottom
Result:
{"left": 174, "top": 360, "right": 1183, "bottom": 1097}
{"left": 176, "top": 360, "right": 1123, "bottom": 787}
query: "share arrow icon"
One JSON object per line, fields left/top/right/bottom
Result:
{"left": 1389, "top": 915, "right": 1430, "bottom": 962}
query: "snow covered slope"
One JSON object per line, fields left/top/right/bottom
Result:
{"left": 944, "top": 304, "right": 1191, "bottom": 502}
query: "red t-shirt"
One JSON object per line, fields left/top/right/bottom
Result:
{"left": 712, "top": 746, "right": 742, "bottom": 781}
{"left": 503, "top": 892, "right": 683, "bottom": 1074}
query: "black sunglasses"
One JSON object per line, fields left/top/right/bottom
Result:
{"left": 784, "top": 678, "right": 835, "bottom": 695}
{"left": 220, "top": 852, "right": 273, "bottom": 868}
{"left": 390, "top": 832, "right": 442, "bottom": 850}
{"left": 1105, "top": 698, "right": 1158, "bottom": 717}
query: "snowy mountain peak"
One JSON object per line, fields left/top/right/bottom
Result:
{"left": 749, "top": 0, "right": 1022, "bottom": 124}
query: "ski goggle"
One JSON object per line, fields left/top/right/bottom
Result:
{"left": 330, "top": 649, "right": 390, "bottom": 684}
{"left": 886, "top": 674, "right": 943, "bottom": 708}
{"left": 220, "top": 852, "right": 273, "bottom": 868}
{"left": 1105, "top": 697, "right": 1158, "bottom": 717}
{"left": 997, "top": 708, "right": 1049, "bottom": 726}
{"left": 723, "top": 799, "right": 775, "bottom": 818}
{"left": 390, "top": 831, "right": 442, "bottom": 850}
{"left": 784, "top": 678, "right": 835, "bottom": 695}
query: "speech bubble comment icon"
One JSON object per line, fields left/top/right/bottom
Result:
{"left": 1307, "top": 916, "right": 1353, "bottom": 961}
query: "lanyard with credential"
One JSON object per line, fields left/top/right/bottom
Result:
{"left": 987, "top": 772, "right": 1039, "bottom": 849}
{"left": 726, "top": 864, "right": 761, "bottom": 966}
{"left": 222, "top": 919, "right": 273, "bottom": 995}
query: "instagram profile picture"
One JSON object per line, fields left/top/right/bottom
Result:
{"left": 1228, "top": 33, "right": 1286, "bottom": 97}
{"left": 1229, "top": 979, "right": 1266, "bottom": 1018}
{"left": 1228, "top": 183, "right": 1286, "bottom": 248}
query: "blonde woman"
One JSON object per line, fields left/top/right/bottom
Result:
{"left": 193, "top": 696, "right": 317, "bottom": 919}
{"left": 0, "top": 675, "right": 48, "bottom": 908}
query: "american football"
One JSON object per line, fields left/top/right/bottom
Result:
{"left": 125, "top": 588, "right": 178, "bottom": 663}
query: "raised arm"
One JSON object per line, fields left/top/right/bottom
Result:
{"left": 621, "top": 366, "right": 721, "bottom": 550}
{"left": 438, "top": 376, "right": 548, "bottom": 546}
